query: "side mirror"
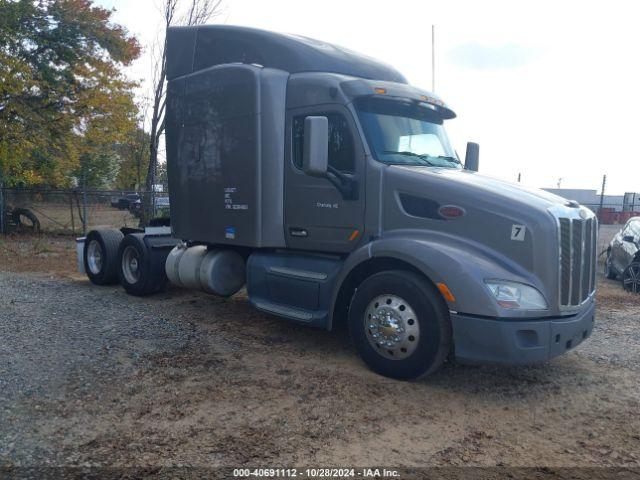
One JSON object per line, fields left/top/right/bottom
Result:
{"left": 623, "top": 235, "right": 636, "bottom": 243}
{"left": 465, "top": 142, "right": 480, "bottom": 172}
{"left": 303, "top": 116, "right": 329, "bottom": 177}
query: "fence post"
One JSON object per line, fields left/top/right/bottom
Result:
{"left": 69, "top": 193, "right": 75, "bottom": 234}
{"left": 82, "top": 188, "right": 88, "bottom": 234}
{"left": 0, "top": 181, "right": 5, "bottom": 235}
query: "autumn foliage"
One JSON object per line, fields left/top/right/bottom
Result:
{"left": 0, "top": 0, "right": 144, "bottom": 188}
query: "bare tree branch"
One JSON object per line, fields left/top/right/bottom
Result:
{"left": 143, "top": 0, "right": 223, "bottom": 223}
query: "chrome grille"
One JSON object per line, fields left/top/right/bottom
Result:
{"left": 559, "top": 216, "right": 597, "bottom": 308}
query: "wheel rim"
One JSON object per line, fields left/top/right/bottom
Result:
{"left": 623, "top": 264, "right": 640, "bottom": 293}
{"left": 121, "top": 245, "right": 141, "bottom": 284}
{"left": 86, "top": 240, "right": 103, "bottom": 275}
{"left": 364, "top": 294, "right": 420, "bottom": 360}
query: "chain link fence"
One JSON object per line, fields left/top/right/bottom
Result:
{"left": 0, "top": 188, "right": 169, "bottom": 235}
{"left": 0, "top": 186, "right": 637, "bottom": 236}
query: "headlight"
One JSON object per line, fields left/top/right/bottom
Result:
{"left": 485, "top": 280, "right": 548, "bottom": 310}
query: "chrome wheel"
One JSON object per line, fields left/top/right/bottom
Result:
{"left": 121, "top": 245, "right": 141, "bottom": 285}
{"left": 364, "top": 294, "right": 420, "bottom": 360}
{"left": 623, "top": 263, "right": 640, "bottom": 294}
{"left": 86, "top": 240, "right": 103, "bottom": 275}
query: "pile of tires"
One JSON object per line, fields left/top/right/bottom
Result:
{"left": 9, "top": 208, "right": 40, "bottom": 232}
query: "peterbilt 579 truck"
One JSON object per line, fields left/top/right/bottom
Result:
{"left": 80, "top": 25, "right": 597, "bottom": 379}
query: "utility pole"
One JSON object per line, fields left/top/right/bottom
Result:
{"left": 517, "top": 173, "right": 521, "bottom": 183}
{"left": 431, "top": 25, "right": 436, "bottom": 92}
{"left": 598, "top": 174, "right": 607, "bottom": 228}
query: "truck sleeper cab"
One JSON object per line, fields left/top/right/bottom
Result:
{"left": 81, "top": 26, "right": 596, "bottom": 380}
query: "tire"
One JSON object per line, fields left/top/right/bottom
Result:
{"left": 11, "top": 208, "right": 40, "bottom": 232}
{"left": 84, "top": 229, "right": 124, "bottom": 285}
{"left": 348, "top": 270, "right": 452, "bottom": 380}
{"left": 622, "top": 262, "right": 640, "bottom": 294}
{"left": 604, "top": 250, "right": 617, "bottom": 280}
{"left": 117, "top": 234, "right": 166, "bottom": 296}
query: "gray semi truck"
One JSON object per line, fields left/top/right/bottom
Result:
{"left": 80, "top": 25, "right": 597, "bottom": 379}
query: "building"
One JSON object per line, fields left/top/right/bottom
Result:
{"left": 543, "top": 188, "right": 639, "bottom": 224}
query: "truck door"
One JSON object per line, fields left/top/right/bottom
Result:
{"left": 284, "top": 106, "right": 365, "bottom": 253}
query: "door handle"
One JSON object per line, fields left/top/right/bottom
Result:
{"left": 290, "top": 228, "right": 308, "bottom": 238}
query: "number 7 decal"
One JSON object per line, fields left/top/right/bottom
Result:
{"left": 511, "top": 224, "right": 526, "bottom": 241}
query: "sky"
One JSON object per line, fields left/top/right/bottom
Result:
{"left": 99, "top": 0, "right": 640, "bottom": 196}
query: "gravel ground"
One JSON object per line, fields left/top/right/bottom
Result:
{"left": 1, "top": 234, "right": 640, "bottom": 470}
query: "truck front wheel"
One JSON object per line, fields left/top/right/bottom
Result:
{"left": 348, "top": 270, "right": 452, "bottom": 380}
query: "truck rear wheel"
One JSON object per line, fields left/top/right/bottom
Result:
{"left": 348, "top": 270, "right": 452, "bottom": 380}
{"left": 117, "top": 234, "right": 166, "bottom": 296}
{"left": 84, "top": 229, "right": 124, "bottom": 285}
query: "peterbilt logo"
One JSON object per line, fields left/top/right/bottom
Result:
{"left": 438, "top": 205, "right": 466, "bottom": 218}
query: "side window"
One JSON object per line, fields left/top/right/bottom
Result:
{"left": 630, "top": 221, "right": 640, "bottom": 237}
{"left": 292, "top": 113, "right": 355, "bottom": 173}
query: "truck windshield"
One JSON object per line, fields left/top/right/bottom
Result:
{"left": 355, "top": 97, "right": 461, "bottom": 169}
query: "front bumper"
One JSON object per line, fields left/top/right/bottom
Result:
{"left": 450, "top": 300, "right": 596, "bottom": 365}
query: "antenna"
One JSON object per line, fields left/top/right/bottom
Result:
{"left": 431, "top": 25, "right": 436, "bottom": 92}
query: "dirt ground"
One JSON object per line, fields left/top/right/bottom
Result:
{"left": 1, "top": 233, "right": 639, "bottom": 472}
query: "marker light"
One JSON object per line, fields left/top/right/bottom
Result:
{"left": 437, "top": 283, "right": 456, "bottom": 303}
{"left": 374, "top": 87, "right": 387, "bottom": 94}
{"left": 420, "top": 94, "right": 445, "bottom": 106}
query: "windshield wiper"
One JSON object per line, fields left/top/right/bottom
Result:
{"left": 382, "top": 151, "right": 436, "bottom": 166}
{"left": 435, "top": 155, "right": 462, "bottom": 165}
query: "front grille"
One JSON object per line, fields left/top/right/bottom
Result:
{"left": 559, "top": 217, "right": 597, "bottom": 307}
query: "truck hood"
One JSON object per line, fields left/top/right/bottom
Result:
{"left": 392, "top": 166, "right": 572, "bottom": 211}
{"left": 379, "top": 164, "right": 595, "bottom": 318}
{"left": 382, "top": 164, "right": 570, "bottom": 301}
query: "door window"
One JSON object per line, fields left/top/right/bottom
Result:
{"left": 292, "top": 113, "right": 355, "bottom": 173}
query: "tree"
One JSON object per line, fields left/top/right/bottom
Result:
{"left": 143, "top": 0, "right": 223, "bottom": 222}
{"left": 115, "top": 126, "right": 151, "bottom": 191}
{"left": 0, "top": 0, "right": 141, "bottom": 187}
{"left": 75, "top": 151, "right": 120, "bottom": 189}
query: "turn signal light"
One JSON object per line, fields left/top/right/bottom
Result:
{"left": 437, "top": 283, "right": 456, "bottom": 303}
